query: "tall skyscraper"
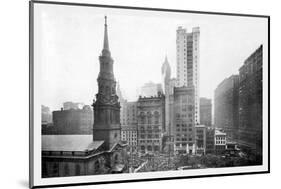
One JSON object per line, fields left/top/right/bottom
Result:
{"left": 176, "top": 26, "right": 200, "bottom": 124}
{"left": 238, "top": 45, "right": 263, "bottom": 156}
{"left": 161, "top": 56, "right": 176, "bottom": 153}
{"left": 214, "top": 75, "right": 239, "bottom": 139}
{"left": 161, "top": 56, "right": 172, "bottom": 133}
{"left": 92, "top": 16, "right": 121, "bottom": 150}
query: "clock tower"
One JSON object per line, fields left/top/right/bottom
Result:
{"left": 92, "top": 16, "right": 121, "bottom": 150}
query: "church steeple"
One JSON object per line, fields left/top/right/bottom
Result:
{"left": 102, "top": 16, "right": 110, "bottom": 57}
{"left": 93, "top": 16, "right": 121, "bottom": 150}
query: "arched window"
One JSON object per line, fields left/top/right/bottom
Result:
{"left": 147, "top": 145, "right": 152, "bottom": 151}
{"left": 75, "top": 164, "right": 80, "bottom": 175}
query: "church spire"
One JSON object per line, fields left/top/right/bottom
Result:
{"left": 102, "top": 16, "right": 110, "bottom": 56}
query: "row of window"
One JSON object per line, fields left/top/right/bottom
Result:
{"left": 140, "top": 134, "right": 160, "bottom": 139}
{"left": 176, "top": 137, "right": 193, "bottom": 141}
{"left": 215, "top": 140, "right": 226, "bottom": 145}
{"left": 139, "top": 125, "right": 160, "bottom": 130}
{"left": 139, "top": 139, "right": 161, "bottom": 143}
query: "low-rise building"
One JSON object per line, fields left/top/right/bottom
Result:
{"left": 206, "top": 127, "right": 215, "bottom": 154}
{"left": 120, "top": 101, "right": 138, "bottom": 151}
{"left": 121, "top": 124, "right": 138, "bottom": 152}
{"left": 42, "top": 135, "right": 127, "bottom": 177}
{"left": 195, "top": 125, "right": 206, "bottom": 155}
{"left": 51, "top": 105, "right": 93, "bottom": 135}
{"left": 214, "top": 130, "right": 227, "bottom": 154}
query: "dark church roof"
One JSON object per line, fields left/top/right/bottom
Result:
{"left": 42, "top": 135, "right": 104, "bottom": 152}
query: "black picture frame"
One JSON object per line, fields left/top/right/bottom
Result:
{"left": 29, "top": 0, "right": 270, "bottom": 188}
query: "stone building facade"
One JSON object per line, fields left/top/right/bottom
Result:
{"left": 200, "top": 97, "right": 212, "bottom": 126}
{"left": 205, "top": 127, "right": 215, "bottom": 154}
{"left": 214, "top": 130, "right": 227, "bottom": 154}
{"left": 120, "top": 102, "right": 138, "bottom": 151}
{"left": 238, "top": 45, "right": 263, "bottom": 156}
{"left": 42, "top": 135, "right": 127, "bottom": 177}
{"left": 137, "top": 94, "right": 165, "bottom": 154}
{"left": 50, "top": 105, "right": 93, "bottom": 135}
{"left": 195, "top": 125, "right": 206, "bottom": 155}
{"left": 173, "top": 86, "right": 195, "bottom": 154}
{"left": 214, "top": 75, "right": 239, "bottom": 139}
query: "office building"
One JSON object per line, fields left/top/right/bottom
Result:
{"left": 52, "top": 105, "right": 93, "bottom": 134}
{"left": 137, "top": 94, "right": 165, "bottom": 154}
{"left": 238, "top": 45, "right": 263, "bottom": 156}
{"left": 173, "top": 86, "right": 195, "bottom": 154}
{"left": 214, "top": 75, "right": 239, "bottom": 139}
{"left": 195, "top": 125, "right": 206, "bottom": 155}
{"left": 200, "top": 98, "right": 212, "bottom": 126}
{"left": 176, "top": 26, "right": 200, "bottom": 124}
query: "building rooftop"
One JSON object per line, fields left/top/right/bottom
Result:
{"left": 42, "top": 135, "right": 104, "bottom": 152}
{"left": 215, "top": 130, "right": 226, "bottom": 136}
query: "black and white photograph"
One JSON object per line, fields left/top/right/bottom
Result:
{"left": 29, "top": 0, "right": 269, "bottom": 188}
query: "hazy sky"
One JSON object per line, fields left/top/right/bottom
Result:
{"left": 34, "top": 3, "right": 268, "bottom": 111}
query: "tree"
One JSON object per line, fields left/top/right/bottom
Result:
{"left": 175, "top": 154, "right": 189, "bottom": 167}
